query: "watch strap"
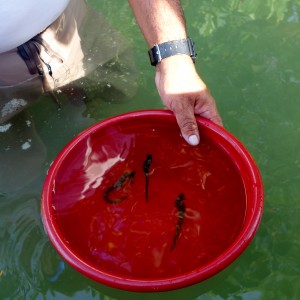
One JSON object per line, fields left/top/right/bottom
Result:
{"left": 148, "top": 38, "right": 197, "bottom": 66}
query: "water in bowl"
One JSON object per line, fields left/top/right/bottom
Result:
{"left": 51, "top": 119, "right": 246, "bottom": 279}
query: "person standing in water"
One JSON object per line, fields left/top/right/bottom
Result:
{"left": 0, "top": 0, "right": 222, "bottom": 146}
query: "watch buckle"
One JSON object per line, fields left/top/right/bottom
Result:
{"left": 187, "top": 38, "right": 197, "bottom": 61}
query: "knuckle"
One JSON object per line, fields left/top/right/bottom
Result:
{"left": 181, "top": 120, "right": 198, "bottom": 132}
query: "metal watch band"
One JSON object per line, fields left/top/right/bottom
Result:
{"left": 148, "top": 37, "right": 197, "bottom": 66}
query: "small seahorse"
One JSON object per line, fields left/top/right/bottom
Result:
{"left": 170, "top": 193, "right": 186, "bottom": 251}
{"left": 104, "top": 171, "right": 135, "bottom": 204}
{"left": 143, "top": 154, "right": 152, "bottom": 202}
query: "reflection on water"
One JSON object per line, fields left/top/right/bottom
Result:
{"left": 0, "top": 0, "right": 300, "bottom": 299}
{"left": 0, "top": 112, "right": 47, "bottom": 195}
{"left": 79, "top": 129, "right": 134, "bottom": 202}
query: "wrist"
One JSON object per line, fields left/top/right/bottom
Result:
{"left": 156, "top": 54, "right": 196, "bottom": 72}
{"left": 154, "top": 54, "right": 207, "bottom": 95}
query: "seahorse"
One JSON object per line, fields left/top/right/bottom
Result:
{"left": 170, "top": 193, "right": 186, "bottom": 251}
{"left": 143, "top": 154, "right": 152, "bottom": 202}
{"left": 104, "top": 171, "right": 135, "bottom": 204}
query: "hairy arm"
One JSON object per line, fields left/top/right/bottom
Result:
{"left": 128, "top": 0, "right": 187, "bottom": 45}
{"left": 128, "top": 0, "right": 222, "bottom": 145}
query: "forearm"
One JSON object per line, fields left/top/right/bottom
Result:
{"left": 128, "top": 0, "right": 187, "bottom": 46}
{"left": 128, "top": 0, "right": 223, "bottom": 146}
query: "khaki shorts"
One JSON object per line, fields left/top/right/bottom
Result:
{"left": 0, "top": 0, "right": 136, "bottom": 123}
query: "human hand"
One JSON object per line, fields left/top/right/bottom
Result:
{"left": 155, "top": 55, "right": 223, "bottom": 146}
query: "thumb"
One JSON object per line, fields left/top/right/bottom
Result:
{"left": 174, "top": 109, "right": 200, "bottom": 146}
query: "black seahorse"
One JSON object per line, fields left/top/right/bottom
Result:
{"left": 143, "top": 154, "right": 152, "bottom": 202}
{"left": 104, "top": 171, "right": 135, "bottom": 204}
{"left": 170, "top": 193, "right": 186, "bottom": 251}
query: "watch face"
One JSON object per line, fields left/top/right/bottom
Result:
{"left": 148, "top": 45, "right": 160, "bottom": 66}
{"left": 187, "top": 38, "right": 197, "bottom": 60}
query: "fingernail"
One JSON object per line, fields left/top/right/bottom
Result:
{"left": 188, "top": 134, "right": 199, "bottom": 146}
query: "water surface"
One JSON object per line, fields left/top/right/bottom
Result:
{"left": 1, "top": 0, "right": 300, "bottom": 299}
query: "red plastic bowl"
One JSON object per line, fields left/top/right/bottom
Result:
{"left": 41, "top": 110, "right": 263, "bottom": 292}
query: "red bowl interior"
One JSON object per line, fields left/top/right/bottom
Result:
{"left": 41, "top": 110, "right": 263, "bottom": 292}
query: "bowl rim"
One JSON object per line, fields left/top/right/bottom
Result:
{"left": 41, "top": 109, "right": 264, "bottom": 292}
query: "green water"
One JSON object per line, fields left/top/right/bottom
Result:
{"left": 1, "top": 0, "right": 300, "bottom": 299}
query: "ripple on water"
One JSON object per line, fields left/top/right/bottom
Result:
{"left": 0, "top": 196, "right": 65, "bottom": 299}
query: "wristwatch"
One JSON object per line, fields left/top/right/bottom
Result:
{"left": 148, "top": 37, "right": 197, "bottom": 66}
